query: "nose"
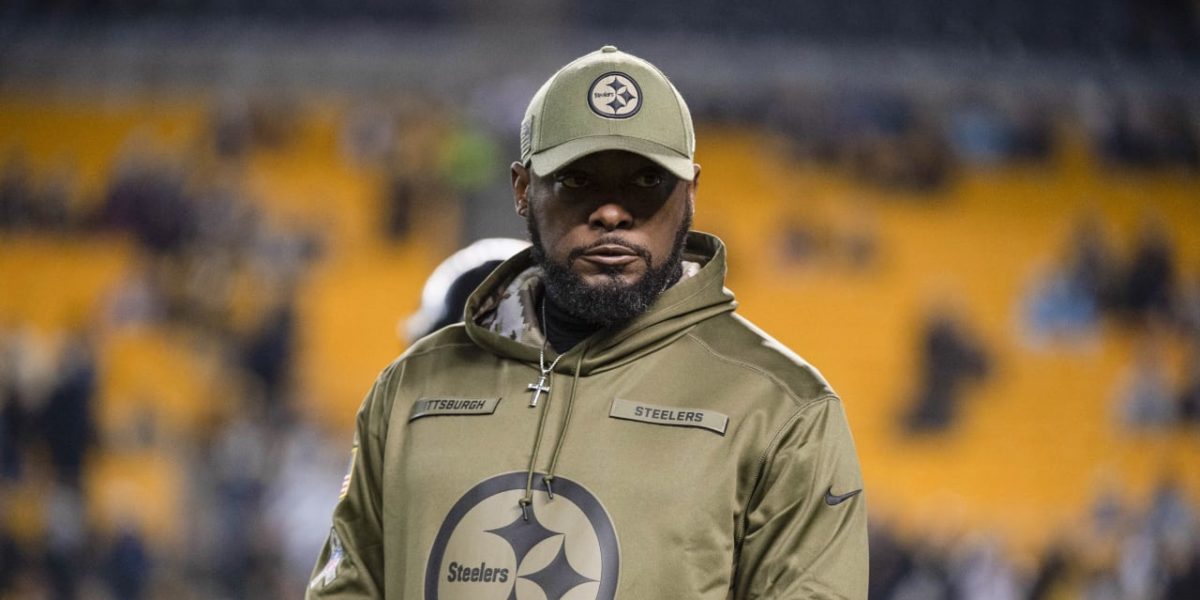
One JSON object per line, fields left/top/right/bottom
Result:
{"left": 589, "top": 201, "right": 633, "bottom": 231}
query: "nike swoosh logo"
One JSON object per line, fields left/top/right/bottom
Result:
{"left": 824, "top": 487, "right": 862, "bottom": 506}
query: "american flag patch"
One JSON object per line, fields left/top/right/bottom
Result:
{"left": 310, "top": 529, "right": 346, "bottom": 590}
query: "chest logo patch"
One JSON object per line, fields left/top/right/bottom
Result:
{"left": 410, "top": 397, "right": 501, "bottom": 421}
{"left": 609, "top": 398, "right": 729, "bottom": 435}
{"left": 425, "top": 472, "right": 619, "bottom": 600}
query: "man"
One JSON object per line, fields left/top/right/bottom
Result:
{"left": 309, "top": 46, "right": 868, "bottom": 599}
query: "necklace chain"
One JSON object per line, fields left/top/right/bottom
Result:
{"left": 540, "top": 296, "right": 564, "bottom": 370}
{"left": 528, "top": 297, "right": 564, "bottom": 407}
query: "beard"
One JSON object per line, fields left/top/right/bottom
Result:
{"left": 527, "top": 209, "right": 692, "bottom": 330}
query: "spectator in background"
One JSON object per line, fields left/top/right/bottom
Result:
{"left": 100, "top": 154, "right": 196, "bottom": 256}
{"left": 840, "top": 199, "right": 880, "bottom": 270}
{"left": 383, "top": 169, "right": 415, "bottom": 241}
{"left": 38, "top": 330, "right": 97, "bottom": 489}
{"left": 44, "top": 484, "right": 86, "bottom": 600}
{"left": 1022, "top": 212, "right": 1117, "bottom": 347}
{"left": 1179, "top": 350, "right": 1200, "bottom": 425}
{"left": 868, "top": 520, "right": 917, "bottom": 600}
{"left": 1147, "top": 478, "right": 1196, "bottom": 559}
{"left": 1133, "top": 478, "right": 1197, "bottom": 599}
{"left": 1068, "top": 213, "right": 1119, "bottom": 314}
{"left": 1119, "top": 214, "right": 1177, "bottom": 325}
{"left": 0, "top": 328, "right": 28, "bottom": 482}
{"left": 207, "top": 406, "right": 274, "bottom": 599}
{"left": 103, "top": 523, "right": 151, "bottom": 600}
{"left": 0, "top": 326, "right": 59, "bottom": 482}
{"left": 1028, "top": 539, "right": 1072, "bottom": 600}
{"left": 243, "top": 298, "right": 297, "bottom": 409}
{"left": 212, "top": 96, "right": 254, "bottom": 160}
{"left": 774, "top": 201, "right": 879, "bottom": 273}
{"left": 36, "top": 159, "right": 75, "bottom": 232}
{"left": 104, "top": 261, "right": 167, "bottom": 328}
{"left": 1115, "top": 334, "right": 1176, "bottom": 429}
{"left": 264, "top": 422, "right": 347, "bottom": 597}
{"left": 1167, "top": 538, "right": 1200, "bottom": 599}
{"left": 888, "top": 543, "right": 955, "bottom": 600}
{"left": 402, "top": 237, "right": 529, "bottom": 344}
{"left": 0, "top": 151, "right": 33, "bottom": 231}
{"left": 905, "top": 298, "right": 991, "bottom": 433}
{"left": 0, "top": 517, "right": 20, "bottom": 594}
{"left": 1178, "top": 269, "right": 1200, "bottom": 341}
{"left": 777, "top": 217, "right": 821, "bottom": 267}
{"left": 1104, "top": 98, "right": 1200, "bottom": 169}
{"left": 952, "top": 537, "right": 1022, "bottom": 600}
{"left": 211, "top": 96, "right": 297, "bottom": 160}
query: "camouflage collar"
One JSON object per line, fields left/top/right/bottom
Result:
{"left": 477, "top": 261, "right": 702, "bottom": 347}
{"left": 477, "top": 265, "right": 547, "bottom": 346}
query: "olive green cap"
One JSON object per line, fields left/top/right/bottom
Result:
{"left": 520, "top": 45, "right": 696, "bottom": 181}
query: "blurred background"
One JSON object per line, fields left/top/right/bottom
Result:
{"left": 1, "top": 1, "right": 1199, "bottom": 598}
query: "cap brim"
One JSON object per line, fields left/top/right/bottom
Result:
{"left": 529, "top": 135, "right": 694, "bottom": 182}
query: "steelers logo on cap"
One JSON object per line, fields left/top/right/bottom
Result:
{"left": 425, "top": 472, "right": 620, "bottom": 600}
{"left": 587, "top": 72, "right": 641, "bottom": 119}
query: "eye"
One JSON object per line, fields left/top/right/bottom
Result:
{"left": 556, "top": 173, "right": 589, "bottom": 189}
{"left": 632, "top": 171, "right": 664, "bottom": 188}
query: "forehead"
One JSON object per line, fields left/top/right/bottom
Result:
{"left": 552, "top": 150, "right": 664, "bottom": 175}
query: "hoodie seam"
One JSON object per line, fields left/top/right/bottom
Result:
{"left": 751, "top": 395, "right": 839, "bottom": 501}
{"left": 735, "top": 394, "right": 839, "bottom": 548}
{"left": 400, "top": 342, "right": 487, "bottom": 362}
{"left": 653, "top": 270, "right": 722, "bottom": 317}
{"left": 683, "top": 332, "right": 824, "bottom": 410}
{"left": 689, "top": 323, "right": 844, "bottom": 553}
{"left": 375, "top": 359, "right": 405, "bottom": 447}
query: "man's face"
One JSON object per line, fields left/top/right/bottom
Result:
{"left": 512, "top": 150, "right": 700, "bottom": 327}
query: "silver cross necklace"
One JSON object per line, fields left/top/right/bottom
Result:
{"left": 527, "top": 298, "right": 564, "bottom": 408}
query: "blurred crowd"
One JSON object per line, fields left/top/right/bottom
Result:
{"left": 1023, "top": 212, "right": 1200, "bottom": 431}
{"left": 0, "top": 86, "right": 533, "bottom": 597}
{"left": 8, "top": 0, "right": 1199, "bottom": 62}
{"left": 0, "top": 41, "right": 1198, "bottom": 600}
{"left": 1, "top": 103, "right": 330, "bottom": 598}
{"left": 759, "top": 89, "right": 1198, "bottom": 196}
{"left": 870, "top": 478, "right": 1200, "bottom": 600}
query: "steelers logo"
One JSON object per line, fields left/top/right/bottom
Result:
{"left": 425, "top": 472, "right": 620, "bottom": 600}
{"left": 587, "top": 72, "right": 641, "bottom": 119}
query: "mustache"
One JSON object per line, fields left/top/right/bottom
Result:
{"left": 566, "top": 236, "right": 653, "bottom": 267}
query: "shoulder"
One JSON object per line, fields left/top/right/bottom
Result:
{"left": 396, "top": 323, "right": 478, "bottom": 362}
{"left": 367, "top": 324, "right": 479, "bottom": 383}
{"left": 683, "top": 312, "right": 837, "bottom": 409}
{"left": 364, "top": 323, "right": 486, "bottom": 413}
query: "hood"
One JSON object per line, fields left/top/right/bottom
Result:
{"left": 464, "top": 231, "right": 737, "bottom": 376}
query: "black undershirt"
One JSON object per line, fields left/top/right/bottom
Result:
{"left": 540, "top": 294, "right": 601, "bottom": 354}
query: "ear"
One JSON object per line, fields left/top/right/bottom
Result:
{"left": 686, "top": 163, "right": 701, "bottom": 212}
{"left": 512, "top": 161, "right": 531, "bottom": 217}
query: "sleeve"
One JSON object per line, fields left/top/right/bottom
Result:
{"left": 732, "top": 396, "right": 869, "bottom": 600}
{"left": 306, "top": 367, "right": 395, "bottom": 599}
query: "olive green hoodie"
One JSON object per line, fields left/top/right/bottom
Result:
{"left": 307, "top": 231, "right": 868, "bottom": 600}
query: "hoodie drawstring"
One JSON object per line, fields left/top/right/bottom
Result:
{"left": 518, "top": 346, "right": 587, "bottom": 518}
{"left": 543, "top": 351, "right": 585, "bottom": 499}
{"left": 518, "top": 370, "right": 554, "bottom": 520}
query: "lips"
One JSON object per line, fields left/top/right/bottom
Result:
{"left": 578, "top": 244, "right": 640, "bottom": 267}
